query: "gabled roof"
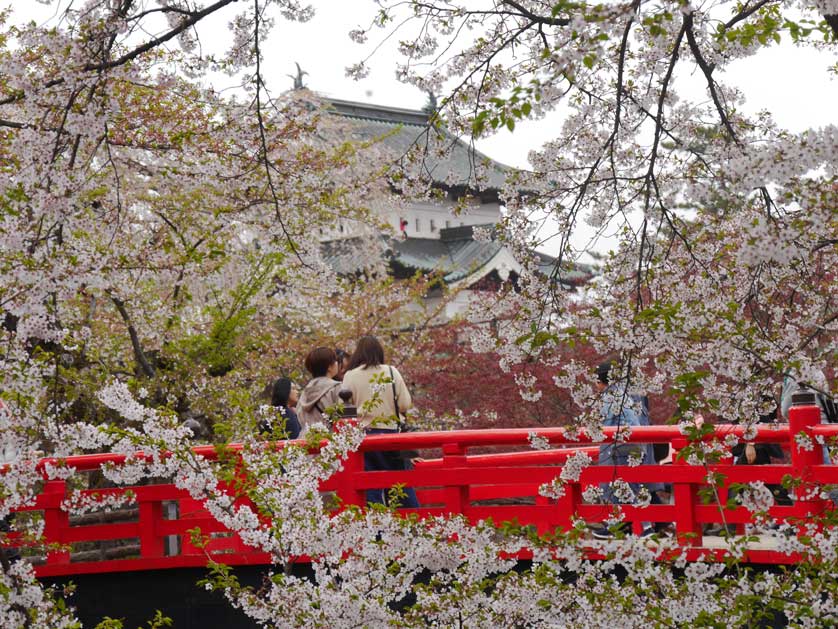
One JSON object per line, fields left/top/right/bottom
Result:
{"left": 326, "top": 98, "right": 514, "bottom": 194}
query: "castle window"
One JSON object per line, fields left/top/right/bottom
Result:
{"left": 430, "top": 219, "right": 437, "bottom": 233}
{"left": 445, "top": 220, "right": 451, "bottom": 229}
{"left": 415, "top": 218, "right": 421, "bottom": 232}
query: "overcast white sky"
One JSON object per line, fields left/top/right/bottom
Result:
{"left": 9, "top": 1, "right": 838, "bottom": 255}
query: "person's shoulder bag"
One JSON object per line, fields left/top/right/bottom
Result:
{"left": 389, "top": 366, "right": 419, "bottom": 460}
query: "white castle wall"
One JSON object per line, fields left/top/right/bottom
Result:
{"left": 318, "top": 197, "right": 501, "bottom": 241}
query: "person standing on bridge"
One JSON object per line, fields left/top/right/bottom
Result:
{"left": 590, "top": 361, "right": 660, "bottom": 539}
{"left": 334, "top": 348, "right": 350, "bottom": 381}
{"left": 343, "top": 336, "right": 419, "bottom": 508}
{"left": 259, "top": 377, "right": 301, "bottom": 440}
{"left": 779, "top": 370, "right": 838, "bottom": 503}
{"left": 298, "top": 347, "right": 344, "bottom": 430}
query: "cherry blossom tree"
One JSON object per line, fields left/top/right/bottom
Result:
{"left": 0, "top": 1, "right": 408, "bottom": 623}
{"left": 0, "top": 0, "right": 837, "bottom": 626}
{"left": 0, "top": 0, "right": 438, "bottom": 429}
{"left": 353, "top": 0, "right": 838, "bottom": 422}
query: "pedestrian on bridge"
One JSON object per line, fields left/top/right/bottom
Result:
{"left": 298, "top": 346, "right": 344, "bottom": 430}
{"left": 780, "top": 371, "right": 838, "bottom": 503}
{"left": 343, "top": 336, "right": 419, "bottom": 509}
{"left": 334, "top": 348, "right": 350, "bottom": 381}
{"left": 259, "top": 377, "right": 301, "bottom": 439}
{"left": 590, "top": 361, "right": 661, "bottom": 539}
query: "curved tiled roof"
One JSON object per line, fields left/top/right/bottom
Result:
{"left": 326, "top": 98, "right": 513, "bottom": 193}
{"left": 388, "top": 235, "right": 504, "bottom": 283}
{"left": 320, "top": 228, "right": 503, "bottom": 284}
{"left": 321, "top": 224, "right": 594, "bottom": 288}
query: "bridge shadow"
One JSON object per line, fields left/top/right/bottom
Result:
{"left": 43, "top": 559, "right": 788, "bottom": 628}
{"left": 44, "top": 565, "right": 311, "bottom": 629}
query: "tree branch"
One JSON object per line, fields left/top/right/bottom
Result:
{"left": 724, "top": 0, "right": 778, "bottom": 30}
{"left": 83, "top": 0, "right": 240, "bottom": 73}
{"left": 684, "top": 13, "right": 740, "bottom": 144}
{"left": 0, "top": 0, "right": 239, "bottom": 106}
{"left": 252, "top": 0, "right": 307, "bottom": 267}
{"left": 797, "top": 310, "right": 838, "bottom": 353}
{"left": 109, "top": 294, "right": 155, "bottom": 378}
{"left": 501, "top": 0, "right": 570, "bottom": 27}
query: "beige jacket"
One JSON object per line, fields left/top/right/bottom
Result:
{"left": 342, "top": 364, "right": 412, "bottom": 429}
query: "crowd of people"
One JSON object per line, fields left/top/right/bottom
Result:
{"left": 262, "top": 344, "right": 835, "bottom": 521}
{"left": 263, "top": 336, "right": 418, "bottom": 507}
{"left": 590, "top": 360, "right": 837, "bottom": 539}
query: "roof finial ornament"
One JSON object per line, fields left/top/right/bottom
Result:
{"left": 287, "top": 62, "right": 308, "bottom": 90}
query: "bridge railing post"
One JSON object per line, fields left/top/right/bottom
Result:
{"left": 331, "top": 412, "right": 366, "bottom": 509}
{"left": 533, "top": 492, "right": 550, "bottom": 535}
{"left": 42, "top": 479, "right": 70, "bottom": 565}
{"left": 670, "top": 437, "right": 701, "bottom": 546}
{"left": 334, "top": 448, "right": 366, "bottom": 508}
{"left": 138, "top": 496, "right": 165, "bottom": 560}
{"left": 788, "top": 391, "right": 828, "bottom": 529}
{"left": 442, "top": 443, "right": 468, "bottom": 516}
{"left": 553, "top": 480, "right": 580, "bottom": 534}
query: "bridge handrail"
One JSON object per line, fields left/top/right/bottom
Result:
{"left": 23, "top": 423, "right": 800, "bottom": 473}
{"left": 4, "top": 403, "right": 835, "bottom": 577}
{"left": 356, "top": 424, "right": 796, "bottom": 450}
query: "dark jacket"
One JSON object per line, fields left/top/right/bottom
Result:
{"left": 731, "top": 408, "right": 783, "bottom": 465}
{"left": 259, "top": 406, "right": 301, "bottom": 440}
{"left": 731, "top": 441, "right": 783, "bottom": 466}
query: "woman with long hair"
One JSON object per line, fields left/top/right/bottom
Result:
{"left": 343, "top": 335, "right": 418, "bottom": 508}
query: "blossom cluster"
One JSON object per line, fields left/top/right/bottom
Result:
{"left": 1, "top": 0, "right": 837, "bottom": 625}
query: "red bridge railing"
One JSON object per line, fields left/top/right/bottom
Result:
{"left": 4, "top": 402, "right": 836, "bottom": 577}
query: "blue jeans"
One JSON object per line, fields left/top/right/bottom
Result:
{"left": 599, "top": 443, "right": 644, "bottom": 504}
{"left": 598, "top": 443, "right": 652, "bottom": 530}
{"left": 364, "top": 428, "right": 420, "bottom": 508}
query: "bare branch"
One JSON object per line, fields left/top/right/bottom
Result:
{"left": 501, "top": 0, "right": 571, "bottom": 27}
{"left": 109, "top": 294, "right": 155, "bottom": 378}
{"left": 0, "top": 0, "right": 239, "bottom": 107}
{"left": 684, "top": 13, "right": 740, "bottom": 144}
{"left": 252, "top": 0, "right": 307, "bottom": 267}
{"left": 83, "top": 0, "right": 240, "bottom": 73}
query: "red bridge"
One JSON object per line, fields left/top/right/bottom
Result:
{"left": 5, "top": 401, "right": 835, "bottom": 582}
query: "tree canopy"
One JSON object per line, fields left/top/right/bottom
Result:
{"left": 0, "top": 0, "right": 837, "bottom": 626}
{"left": 357, "top": 0, "right": 838, "bottom": 423}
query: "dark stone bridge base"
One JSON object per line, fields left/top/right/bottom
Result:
{"left": 43, "top": 561, "right": 788, "bottom": 628}
{"left": 44, "top": 566, "right": 297, "bottom": 628}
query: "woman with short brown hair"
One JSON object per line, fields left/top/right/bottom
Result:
{"left": 297, "top": 347, "right": 343, "bottom": 430}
